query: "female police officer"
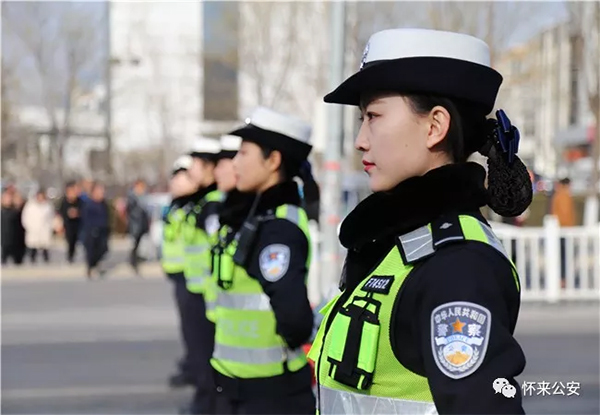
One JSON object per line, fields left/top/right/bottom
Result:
{"left": 211, "top": 107, "right": 318, "bottom": 414}
{"left": 180, "top": 137, "right": 222, "bottom": 414}
{"left": 163, "top": 155, "right": 196, "bottom": 388}
{"left": 309, "top": 29, "right": 532, "bottom": 415}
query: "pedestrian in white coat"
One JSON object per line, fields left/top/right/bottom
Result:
{"left": 22, "top": 189, "right": 54, "bottom": 263}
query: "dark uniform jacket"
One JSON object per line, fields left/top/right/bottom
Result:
{"left": 334, "top": 162, "right": 526, "bottom": 415}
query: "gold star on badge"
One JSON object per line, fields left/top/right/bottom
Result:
{"left": 451, "top": 317, "right": 466, "bottom": 333}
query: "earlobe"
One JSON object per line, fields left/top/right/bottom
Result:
{"left": 426, "top": 107, "right": 451, "bottom": 149}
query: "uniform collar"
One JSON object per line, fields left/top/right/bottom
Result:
{"left": 254, "top": 181, "right": 301, "bottom": 215}
{"left": 340, "top": 162, "right": 488, "bottom": 250}
{"left": 184, "top": 183, "right": 217, "bottom": 204}
{"left": 218, "top": 190, "right": 256, "bottom": 229}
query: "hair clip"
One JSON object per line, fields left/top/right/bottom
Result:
{"left": 493, "top": 109, "right": 520, "bottom": 166}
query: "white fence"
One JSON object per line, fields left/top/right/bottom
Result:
{"left": 491, "top": 216, "right": 600, "bottom": 303}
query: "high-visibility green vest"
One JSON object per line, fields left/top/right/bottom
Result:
{"left": 309, "top": 215, "right": 519, "bottom": 415}
{"left": 183, "top": 190, "right": 223, "bottom": 297}
{"left": 161, "top": 206, "right": 187, "bottom": 274}
{"left": 211, "top": 204, "right": 312, "bottom": 379}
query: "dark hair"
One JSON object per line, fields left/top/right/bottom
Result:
{"left": 258, "top": 145, "right": 321, "bottom": 211}
{"left": 405, "top": 93, "right": 532, "bottom": 217}
{"left": 559, "top": 177, "right": 571, "bottom": 186}
{"left": 259, "top": 146, "right": 298, "bottom": 183}
{"left": 404, "top": 94, "right": 488, "bottom": 162}
{"left": 65, "top": 180, "right": 77, "bottom": 190}
{"left": 36, "top": 188, "right": 46, "bottom": 197}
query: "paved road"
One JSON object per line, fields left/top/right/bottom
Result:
{"left": 2, "top": 277, "right": 598, "bottom": 414}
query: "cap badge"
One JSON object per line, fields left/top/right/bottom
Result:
{"left": 359, "top": 42, "right": 370, "bottom": 70}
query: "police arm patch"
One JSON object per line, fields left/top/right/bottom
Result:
{"left": 430, "top": 301, "right": 491, "bottom": 379}
{"left": 258, "top": 244, "right": 291, "bottom": 282}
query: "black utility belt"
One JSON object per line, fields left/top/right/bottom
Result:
{"left": 214, "top": 365, "right": 312, "bottom": 400}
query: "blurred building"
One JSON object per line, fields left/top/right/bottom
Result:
{"left": 8, "top": 85, "right": 107, "bottom": 182}
{"left": 109, "top": 1, "right": 203, "bottom": 156}
{"left": 496, "top": 9, "right": 598, "bottom": 187}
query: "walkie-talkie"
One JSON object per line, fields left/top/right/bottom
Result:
{"left": 232, "top": 194, "right": 261, "bottom": 267}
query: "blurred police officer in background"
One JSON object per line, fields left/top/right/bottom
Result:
{"left": 211, "top": 107, "right": 319, "bottom": 415}
{"left": 163, "top": 155, "right": 196, "bottom": 388}
{"left": 179, "top": 138, "right": 223, "bottom": 414}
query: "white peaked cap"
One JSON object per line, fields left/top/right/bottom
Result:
{"left": 172, "top": 155, "right": 193, "bottom": 172}
{"left": 191, "top": 137, "right": 221, "bottom": 155}
{"left": 360, "top": 28, "right": 492, "bottom": 69}
{"left": 324, "top": 28, "right": 503, "bottom": 115}
{"left": 220, "top": 134, "right": 242, "bottom": 152}
{"left": 245, "top": 106, "right": 312, "bottom": 144}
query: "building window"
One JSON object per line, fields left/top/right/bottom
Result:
{"left": 202, "top": 1, "right": 239, "bottom": 121}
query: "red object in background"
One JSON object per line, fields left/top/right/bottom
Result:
{"left": 303, "top": 344, "right": 316, "bottom": 386}
{"left": 587, "top": 124, "right": 597, "bottom": 144}
{"left": 563, "top": 147, "right": 587, "bottom": 162}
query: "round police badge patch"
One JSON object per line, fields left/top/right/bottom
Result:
{"left": 259, "top": 244, "right": 291, "bottom": 282}
{"left": 431, "top": 301, "right": 491, "bottom": 379}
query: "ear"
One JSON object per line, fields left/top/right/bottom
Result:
{"left": 426, "top": 106, "right": 451, "bottom": 150}
{"left": 266, "top": 150, "right": 282, "bottom": 173}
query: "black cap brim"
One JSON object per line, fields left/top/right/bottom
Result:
{"left": 230, "top": 124, "right": 312, "bottom": 162}
{"left": 324, "top": 57, "right": 502, "bottom": 115}
{"left": 189, "top": 152, "right": 219, "bottom": 163}
{"left": 216, "top": 150, "right": 238, "bottom": 161}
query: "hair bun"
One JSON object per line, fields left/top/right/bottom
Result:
{"left": 479, "top": 112, "right": 533, "bottom": 217}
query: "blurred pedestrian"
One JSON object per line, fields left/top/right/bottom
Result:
{"left": 81, "top": 182, "right": 110, "bottom": 279}
{"left": 59, "top": 181, "right": 83, "bottom": 263}
{"left": 551, "top": 177, "right": 576, "bottom": 288}
{"left": 12, "top": 191, "right": 27, "bottom": 264}
{"left": 22, "top": 189, "right": 54, "bottom": 264}
{"left": 79, "top": 179, "right": 93, "bottom": 203}
{"left": 126, "top": 179, "right": 150, "bottom": 275}
{"left": 1, "top": 190, "right": 25, "bottom": 265}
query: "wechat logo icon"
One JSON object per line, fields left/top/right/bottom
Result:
{"left": 493, "top": 378, "right": 516, "bottom": 398}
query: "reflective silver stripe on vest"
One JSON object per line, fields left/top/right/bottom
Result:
{"left": 398, "top": 226, "right": 434, "bottom": 262}
{"left": 217, "top": 292, "right": 272, "bottom": 311}
{"left": 320, "top": 386, "right": 438, "bottom": 415}
{"left": 186, "top": 270, "right": 212, "bottom": 283}
{"left": 479, "top": 221, "right": 510, "bottom": 260}
{"left": 185, "top": 244, "right": 210, "bottom": 254}
{"left": 399, "top": 220, "right": 510, "bottom": 264}
{"left": 214, "top": 343, "right": 304, "bottom": 365}
{"left": 163, "top": 257, "right": 185, "bottom": 263}
{"left": 282, "top": 205, "right": 300, "bottom": 224}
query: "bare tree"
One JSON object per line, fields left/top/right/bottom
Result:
{"left": 112, "top": 146, "right": 177, "bottom": 186}
{"left": 569, "top": 2, "right": 600, "bottom": 224}
{"left": 223, "top": 2, "right": 331, "bottom": 121}
{"left": 2, "top": 2, "right": 104, "bottom": 183}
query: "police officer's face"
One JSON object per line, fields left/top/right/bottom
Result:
{"left": 356, "top": 94, "right": 451, "bottom": 192}
{"left": 214, "top": 158, "right": 236, "bottom": 192}
{"left": 188, "top": 158, "right": 206, "bottom": 186}
{"left": 233, "top": 141, "right": 277, "bottom": 193}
